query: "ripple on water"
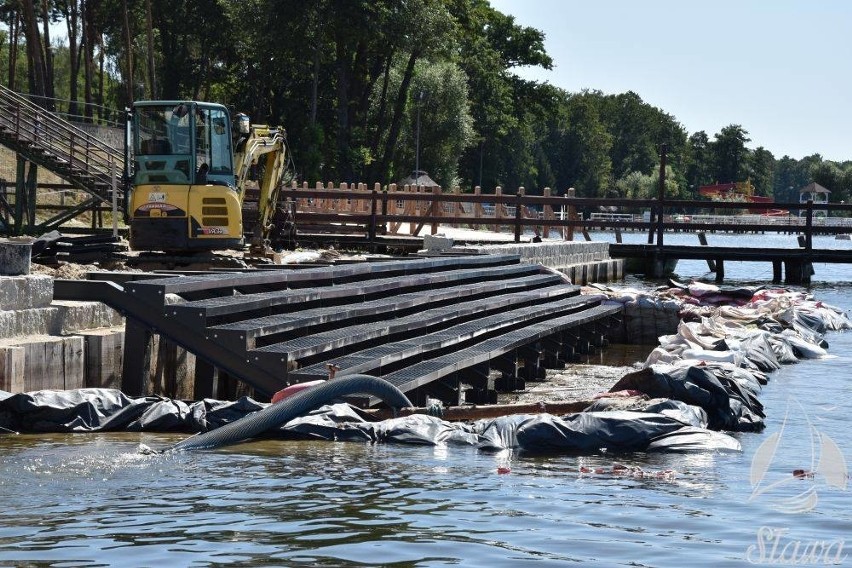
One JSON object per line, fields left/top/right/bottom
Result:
{"left": 2, "top": 284, "right": 852, "bottom": 566}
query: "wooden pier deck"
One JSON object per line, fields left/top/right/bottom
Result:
{"left": 609, "top": 243, "right": 852, "bottom": 283}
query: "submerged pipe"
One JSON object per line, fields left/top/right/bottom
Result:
{"left": 163, "top": 374, "right": 413, "bottom": 453}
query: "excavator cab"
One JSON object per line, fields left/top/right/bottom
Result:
{"left": 127, "top": 101, "right": 244, "bottom": 251}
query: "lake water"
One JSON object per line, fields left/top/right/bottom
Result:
{"left": 1, "top": 233, "right": 850, "bottom": 567}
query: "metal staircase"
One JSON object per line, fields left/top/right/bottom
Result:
{"left": 54, "top": 254, "right": 623, "bottom": 405}
{"left": 0, "top": 84, "right": 124, "bottom": 232}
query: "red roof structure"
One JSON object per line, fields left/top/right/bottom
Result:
{"left": 698, "top": 181, "right": 773, "bottom": 203}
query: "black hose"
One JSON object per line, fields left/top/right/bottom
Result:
{"left": 165, "top": 374, "right": 412, "bottom": 452}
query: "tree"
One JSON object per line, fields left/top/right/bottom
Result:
{"left": 773, "top": 155, "right": 811, "bottom": 202}
{"left": 748, "top": 146, "right": 775, "bottom": 197}
{"left": 684, "top": 130, "right": 712, "bottom": 192}
{"left": 557, "top": 92, "right": 612, "bottom": 197}
{"left": 810, "top": 160, "right": 842, "bottom": 194}
{"left": 712, "top": 124, "right": 750, "bottom": 183}
{"left": 19, "top": 0, "right": 49, "bottom": 103}
{"left": 393, "top": 61, "right": 475, "bottom": 189}
{"left": 451, "top": 0, "right": 553, "bottom": 191}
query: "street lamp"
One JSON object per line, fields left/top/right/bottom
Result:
{"left": 415, "top": 90, "right": 424, "bottom": 183}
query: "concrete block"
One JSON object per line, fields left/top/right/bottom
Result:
{"left": 0, "top": 307, "right": 61, "bottom": 339}
{"left": 0, "top": 345, "right": 25, "bottom": 393}
{"left": 52, "top": 301, "right": 123, "bottom": 334}
{"left": 0, "top": 240, "right": 32, "bottom": 276}
{"left": 0, "top": 275, "right": 53, "bottom": 310}
{"left": 424, "top": 233, "right": 455, "bottom": 252}
{"left": 81, "top": 327, "right": 124, "bottom": 390}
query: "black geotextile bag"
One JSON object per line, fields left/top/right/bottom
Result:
{"left": 473, "top": 411, "right": 740, "bottom": 453}
{"left": 609, "top": 364, "right": 765, "bottom": 432}
{"left": 0, "top": 388, "right": 263, "bottom": 433}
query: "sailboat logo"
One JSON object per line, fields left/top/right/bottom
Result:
{"left": 749, "top": 399, "right": 848, "bottom": 513}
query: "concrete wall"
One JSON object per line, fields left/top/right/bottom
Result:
{"left": 0, "top": 275, "right": 124, "bottom": 393}
{"left": 457, "top": 241, "right": 624, "bottom": 285}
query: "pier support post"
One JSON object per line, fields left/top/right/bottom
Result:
{"left": 714, "top": 259, "right": 724, "bottom": 283}
{"left": 772, "top": 261, "right": 782, "bottom": 284}
{"left": 121, "top": 320, "right": 152, "bottom": 396}
{"left": 698, "top": 233, "right": 717, "bottom": 272}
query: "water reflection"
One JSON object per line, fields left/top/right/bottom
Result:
{"left": 2, "top": 268, "right": 851, "bottom": 565}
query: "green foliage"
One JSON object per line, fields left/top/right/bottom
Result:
{"left": 712, "top": 124, "right": 751, "bottom": 184}
{"left": 615, "top": 170, "right": 655, "bottom": 199}
{"left": 0, "top": 0, "right": 846, "bottom": 199}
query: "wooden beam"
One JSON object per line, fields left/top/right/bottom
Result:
{"left": 364, "top": 399, "right": 594, "bottom": 422}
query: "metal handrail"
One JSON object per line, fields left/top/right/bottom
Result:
{"left": 0, "top": 84, "right": 124, "bottom": 200}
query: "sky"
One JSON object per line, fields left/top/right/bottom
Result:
{"left": 489, "top": 0, "right": 852, "bottom": 162}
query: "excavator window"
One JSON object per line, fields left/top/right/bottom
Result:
{"left": 199, "top": 107, "right": 234, "bottom": 185}
{"left": 132, "top": 103, "right": 233, "bottom": 187}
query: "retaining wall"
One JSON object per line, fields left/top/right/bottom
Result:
{"left": 0, "top": 274, "right": 124, "bottom": 393}
{"left": 458, "top": 241, "right": 624, "bottom": 285}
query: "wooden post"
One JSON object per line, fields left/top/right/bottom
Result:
{"left": 474, "top": 185, "right": 484, "bottom": 227}
{"left": 514, "top": 189, "right": 523, "bottom": 243}
{"left": 656, "top": 143, "right": 667, "bottom": 248}
{"left": 698, "top": 232, "right": 717, "bottom": 271}
{"left": 431, "top": 185, "right": 442, "bottom": 234}
{"left": 495, "top": 185, "right": 503, "bottom": 233}
{"left": 325, "top": 181, "right": 334, "bottom": 210}
{"left": 564, "top": 188, "right": 575, "bottom": 241}
{"left": 375, "top": 182, "right": 388, "bottom": 235}
{"left": 715, "top": 259, "right": 725, "bottom": 283}
{"left": 121, "top": 320, "right": 152, "bottom": 396}
{"left": 805, "top": 198, "right": 813, "bottom": 252}
{"left": 194, "top": 358, "right": 218, "bottom": 400}
{"left": 368, "top": 189, "right": 378, "bottom": 249}
{"left": 541, "top": 187, "right": 552, "bottom": 239}
{"left": 410, "top": 184, "right": 419, "bottom": 235}
{"left": 453, "top": 186, "right": 461, "bottom": 226}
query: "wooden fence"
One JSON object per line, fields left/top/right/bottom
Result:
{"left": 285, "top": 182, "right": 852, "bottom": 245}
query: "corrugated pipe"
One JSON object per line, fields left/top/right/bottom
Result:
{"left": 160, "top": 374, "right": 413, "bottom": 453}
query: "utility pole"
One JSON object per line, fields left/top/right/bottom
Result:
{"left": 415, "top": 90, "right": 423, "bottom": 179}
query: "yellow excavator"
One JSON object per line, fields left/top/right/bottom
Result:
{"left": 125, "top": 100, "right": 292, "bottom": 255}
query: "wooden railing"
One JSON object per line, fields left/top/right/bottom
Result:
{"left": 284, "top": 182, "right": 852, "bottom": 248}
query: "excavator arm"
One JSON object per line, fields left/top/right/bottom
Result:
{"left": 233, "top": 124, "right": 287, "bottom": 255}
